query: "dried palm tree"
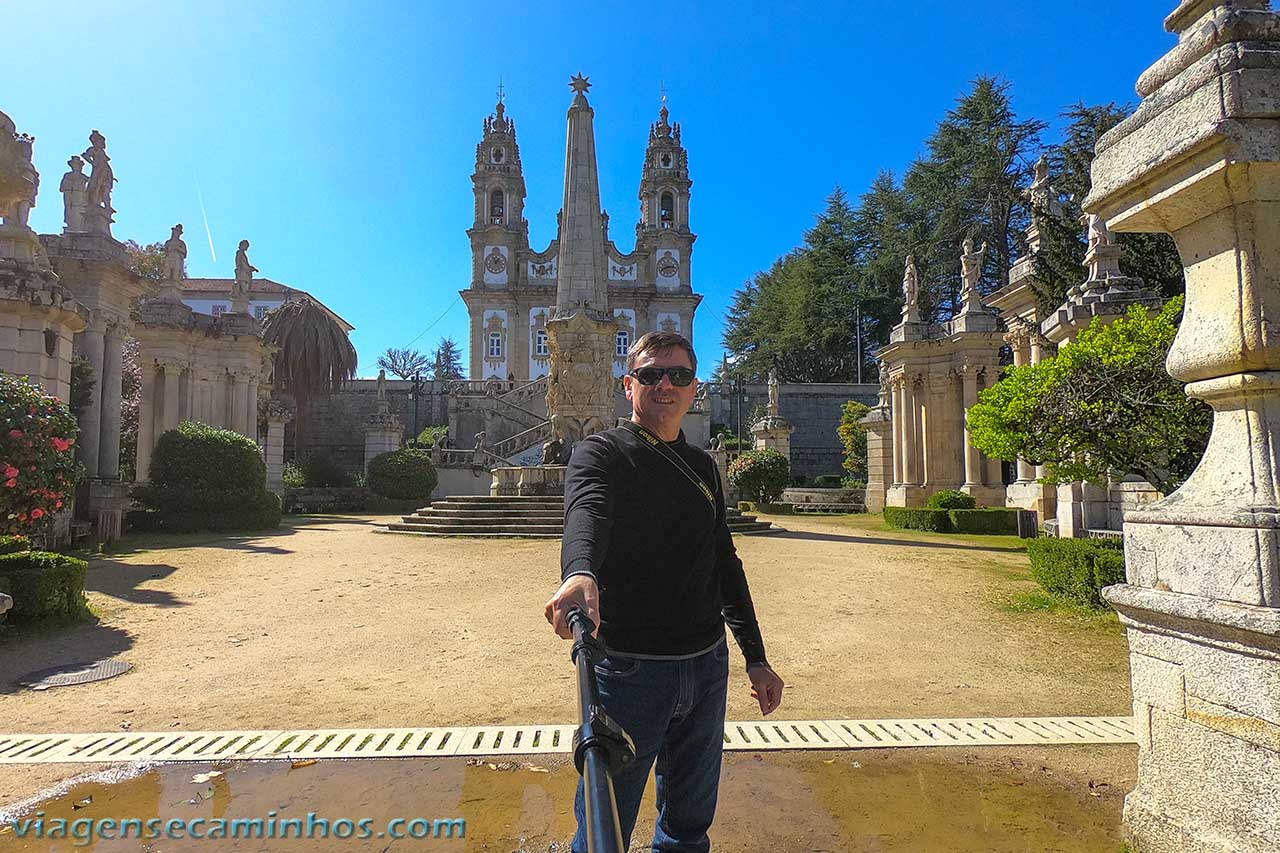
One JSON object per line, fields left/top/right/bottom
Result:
{"left": 262, "top": 298, "right": 357, "bottom": 453}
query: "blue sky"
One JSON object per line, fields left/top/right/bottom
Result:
{"left": 9, "top": 1, "right": 1178, "bottom": 377}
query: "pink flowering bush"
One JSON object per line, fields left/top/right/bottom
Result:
{"left": 1, "top": 375, "right": 79, "bottom": 536}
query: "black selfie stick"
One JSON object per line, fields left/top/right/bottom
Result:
{"left": 567, "top": 606, "right": 636, "bottom": 853}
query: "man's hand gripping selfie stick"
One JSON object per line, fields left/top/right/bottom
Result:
{"left": 568, "top": 606, "right": 636, "bottom": 853}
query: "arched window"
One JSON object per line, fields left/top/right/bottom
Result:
{"left": 490, "top": 189, "right": 505, "bottom": 224}
{"left": 488, "top": 332, "right": 503, "bottom": 359}
{"left": 660, "top": 192, "right": 674, "bottom": 228}
{"left": 616, "top": 329, "right": 630, "bottom": 358}
{"left": 534, "top": 329, "right": 549, "bottom": 357}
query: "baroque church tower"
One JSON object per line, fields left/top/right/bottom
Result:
{"left": 460, "top": 83, "right": 703, "bottom": 381}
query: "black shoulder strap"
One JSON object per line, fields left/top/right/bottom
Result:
{"left": 617, "top": 422, "right": 716, "bottom": 509}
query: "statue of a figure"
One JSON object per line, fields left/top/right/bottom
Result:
{"left": 59, "top": 156, "right": 88, "bottom": 232}
{"left": 901, "top": 255, "right": 920, "bottom": 321}
{"left": 1086, "top": 213, "right": 1113, "bottom": 250}
{"left": 473, "top": 431, "right": 487, "bottom": 452}
{"left": 233, "top": 239, "right": 257, "bottom": 310}
{"left": 82, "top": 130, "right": 115, "bottom": 215}
{"left": 1029, "top": 155, "right": 1052, "bottom": 211}
{"left": 162, "top": 224, "right": 187, "bottom": 281}
{"left": 878, "top": 361, "right": 891, "bottom": 408}
{"left": 767, "top": 369, "right": 780, "bottom": 416}
{"left": 376, "top": 368, "right": 387, "bottom": 400}
{"left": 960, "top": 237, "right": 987, "bottom": 308}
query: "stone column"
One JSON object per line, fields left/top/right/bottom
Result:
{"left": 75, "top": 325, "right": 106, "bottom": 478}
{"left": 890, "top": 380, "right": 904, "bottom": 485}
{"left": 97, "top": 326, "right": 124, "bottom": 479}
{"left": 861, "top": 405, "right": 893, "bottom": 514}
{"left": 961, "top": 364, "right": 981, "bottom": 486}
{"left": 161, "top": 362, "right": 181, "bottom": 433}
{"left": 909, "top": 378, "right": 923, "bottom": 486}
{"left": 231, "top": 373, "right": 248, "bottom": 438}
{"left": 244, "top": 381, "right": 260, "bottom": 442}
{"left": 263, "top": 400, "right": 292, "bottom": 495}
{"left": 1086, "top": 2, "right": 1280, "bottom": 849}
{"left": 136, "top": 363, "right": 157, "bottom": 482}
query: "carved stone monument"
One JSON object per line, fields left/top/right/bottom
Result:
{"left": 1085, "top": 2, "right": 1280, "bottom": 849}
{"left": 159, "top": 224, "right": 187, "bottom": 301}
{"left": 545, "top": 73, "right": 619, "bottom": 449}
{"left": 233, "top": 239, "right": 257, "bottom": 315}
{"left": 363, "top": 369, "right": 403, "bottom": 472}
{"left": 751, "top": 369, "right": 795, "bottom": 457}
{"left": 80, "top": 130, "right": 115, "bottom": 237}
{"left": 59, "top": 156, "right": 88, "bottom": 233}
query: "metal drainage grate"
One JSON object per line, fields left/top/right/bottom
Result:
{"left": 0, "top": 717, "right": 1135, "bottom": 766}
{"left": 19, "top": 659, "right": 133, "bottom": 691}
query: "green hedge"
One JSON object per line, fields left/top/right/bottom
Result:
{"left": 885, "top": 507, "right": 1020, "bottom": 535}
{"left": 927, "top": 489, "right": 977, "bottom": 510}
{"left": 948, "top": 508, "right": 1019, "bottom": 535}
{"left": 0, "top": 550, "right": 90, "bottom": 623}
{"left": 0, "top": 535, "right": 31, "bottom": 555}
{"left": 132, "top": 422, "right": 280, "bottom": 533}
{"left": 884, "top": 506, "right": 951, "bottom": 532}
{"left": 367, "top": 448, "right": 438, "bottom": 500}
{"left": 1026, "top": 537, "right": 1126, "bottom": 608}
{"left": 813, "top": 475, "right": 844, "bottom": 488}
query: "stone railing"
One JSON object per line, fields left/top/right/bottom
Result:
{"left": 491, "top": 420, "right": 552, "bottom": 459}
{"left": 490, "top": 465, "right": 566, "bottom": 497}
{"left": 432, "top": 448, "right": 480, "bottom": 467}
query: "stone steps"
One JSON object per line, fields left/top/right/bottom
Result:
{"left": 380, "top": 495, "right": 779, "bottom": 538}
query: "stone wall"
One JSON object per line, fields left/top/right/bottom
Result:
{"left": 298, "top": 378, "right": 447, "bottom": 472}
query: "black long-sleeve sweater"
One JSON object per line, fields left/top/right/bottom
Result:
{"left": 560, "top": 426, "right": 769, "bottom": 667}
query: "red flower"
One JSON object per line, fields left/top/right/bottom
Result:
{"left": 30, "top": 508, "right": 44, "bottom": 520}
{"left": 7, "top": 429, "right": 22, "bottom": 439}
{"left": 4, "top": 479, "right": 15, "bottom": 489}
{"left": 2, "top": 465, "right": 16, "bottom": 479}
{"left": 50, "top": 437, "right": 74, "bottom": 453}
{"left": 54, "top": 501, "right": 63, "bottom": 509}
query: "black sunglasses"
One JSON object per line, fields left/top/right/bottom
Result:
{"left": 629, "top": 366, "right": 696, "bottom": 387}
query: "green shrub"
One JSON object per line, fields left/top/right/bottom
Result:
{"left": 282, "top": 461, "right": 306, "bottom": 489}
{"left": 0, "top": 550, "right": 89, "bottom": 623}
{"left": 842, "top": 478, "right": 866, "bottom": 490}
{"left": 737, "top": 501, "right": 759, "bottom": 514}
{"left": 927, "top": 489, "right": 977, "bottom": 510}
{"left": 760, "top": 502, "right": 794, "bottom": 515}
{"left": 1026, "top": 537, "right": 1126, "bottom": 608}
{"left": 367, "top": 448, "right": 438, "bottom": 500}
{"left": 301, "top": 453, "right": 353, "bottom": 488}
{"left": 729, "top": 449, "right": 790, "bottom": 504}
{"left": 0, "top": 535, "right": 31, "bottom": 555}
{"left": 947, "top": 508, "right": 1019, "bottom": 535}
{"left": 884, "top": 506, "right": 952, "bottom": 532}
{"left": 813, "top": 475, "right": 844, "bottom": 488}
{"left": 132, "top": 421, "right": 280, "bottom": 533}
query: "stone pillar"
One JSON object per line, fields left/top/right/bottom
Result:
{"left": 161, "top": 362, "right": 181, "bottom": 433}
{"left": 97, "top": 326, "right": 124, "bottom": 479}
{"left": 136, "top": 363, "right": 157, "bottom": 482}
{"left": 244, "top": 381, "right": 260, "bottom": 441}
{"left": 263, "top": 400, "right": 293, "bottom": 495}
{"left": 908, "top": 378, "right": 923, "bottom": 485}
{"left": 861, "top": 405, "right": 893, "bottom": 514}
{"left": 1085, "top": 2, "right": 1280, "bottom": 849}
{"left": 961, "top": 364, "right": 981, "bottom": 487}
{"left": 891, "top": 380, "right": 905, "bottom": 485}
{"left": 75, "top": 325, "right": 106, "bottom": 477}
{"left": 231, "top": 373, "right": 248, "bottom": 438}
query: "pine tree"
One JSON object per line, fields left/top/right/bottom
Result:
{"left": 431, "top": 337, "right": 465, "bottom": 381}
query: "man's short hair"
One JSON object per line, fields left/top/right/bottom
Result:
{"left": 627, "top": 331, "right": 698, "bottom": 374}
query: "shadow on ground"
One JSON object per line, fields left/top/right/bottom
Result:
{"left": 86, "top": 561, "right": 187, "bottom": 609}
{"left": 0, "top": 621, "right": 135, "bottom": 695}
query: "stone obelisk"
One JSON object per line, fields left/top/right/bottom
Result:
{"left": 545, "top": 73, "right": 618, "bottom": 450}
{"left": 1086, "top": 2, "right": 1280, "bottom": 850}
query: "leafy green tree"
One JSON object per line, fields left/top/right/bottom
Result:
{"left": 431, "top": 337, "right": 465, "bottom": 381}
{"left": 967, "top": 297, "right": 1209, "bottom": 494}
{"left": 123, "top": 240, "right": 165, "bottom": 282}
{"left": 837, "top": 400, "right": 871, "bottom": 481}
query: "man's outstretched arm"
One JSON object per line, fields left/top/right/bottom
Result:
{"left": 546, "top": 437, "right": 613, "bottom": 638}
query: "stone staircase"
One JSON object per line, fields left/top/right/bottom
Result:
{"left": 381, "top": 495, "right": 780, "bottom": 538}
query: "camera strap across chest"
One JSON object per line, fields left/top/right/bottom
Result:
{"left": 618, "top": 421, "right": 716, "bottom": 510}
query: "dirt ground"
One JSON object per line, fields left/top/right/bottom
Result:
{"left": 0, "top": 513, "right": 1134, "bottom": 810}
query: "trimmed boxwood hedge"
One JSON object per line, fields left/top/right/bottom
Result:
{"left": 367, "top": 448, "right": 438, "bottom": 500}
{"left": 0, "top": 550, "right": 90, "bottom": 623}
{"left": 884, "top": 506, "right": 951, "bottom": 532}
{"left": 0, "top": 535, "right": 31, "bottom": 555}
{"left": 885, "top": 507, "right": 1020, "bottom": 535}
{"left": 926, "top": 489, "right": 977, "bottom": 510}
{"left": 132, "top": 422, "right": 280, "bottom": 533}
{"left": 1026, "top": 537, "right": 1126, "bottom": 608}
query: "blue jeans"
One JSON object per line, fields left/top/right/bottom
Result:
{"left": 572, "top": 639, "right": 730, "bottom": 853}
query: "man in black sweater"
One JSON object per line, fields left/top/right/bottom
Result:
{"left": 545, "top": 331, "right": 784, "bottom": 852}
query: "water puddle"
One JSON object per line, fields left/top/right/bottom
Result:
{"left": 2, "top": 750, "right": 1124, "bottom": 851}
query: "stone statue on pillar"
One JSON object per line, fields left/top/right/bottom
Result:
{"left": 233, "top": 239, "right": 257, "bottom": 314}
{"left": 161, "top": 224, "right": 187, "bottom": 293}
{"left": 900, "top": 255, "right": 921, "bottom": 323}
{"left": 767, "top": 369, "right": 780, "bottom": 417}
{"left": 376, "top": 368, "right": 387, "bottom": 401}
{"left": 959, "top": 237, "right": 987, "bottom": 313}
{"left": 81, "top": 130, "right": 116, "bottom": 236}
{"left": 0, "top": 112, "right": 37, "bottom": 232}
{"left": 59, "top": 156, "right": 89, "bottom": 233}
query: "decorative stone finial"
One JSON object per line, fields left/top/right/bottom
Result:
{"left": 569, "top": 72, "right": 592, "bottom": 95}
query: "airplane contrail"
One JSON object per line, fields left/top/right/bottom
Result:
{"left": 196, "top": 180, "right": 216, "bottom": 263}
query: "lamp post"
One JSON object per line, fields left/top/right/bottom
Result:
{"left": 410, "top": 373, "right": 422, "bottom": 445}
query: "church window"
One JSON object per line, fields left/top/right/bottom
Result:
{"left": 490, "top": 189, "right": 505, "bottom": 224}
{"left": 616, "top": 329, "right": 630, "bottom": 358}
{"left": 211, "top": 304, "right": 226, "bottom": 316}
{"left": 535, "top": 329, "right": 549, "bottom": 357}
{"left": 660, "top": 192, "right": 674, "bottom": 228}
{"left": 488, "top": 332, "right": 503, "bottom": 359}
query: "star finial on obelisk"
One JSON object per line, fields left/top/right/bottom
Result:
{"left": 569, "top": 72, "right": 592, "bottom": 95}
